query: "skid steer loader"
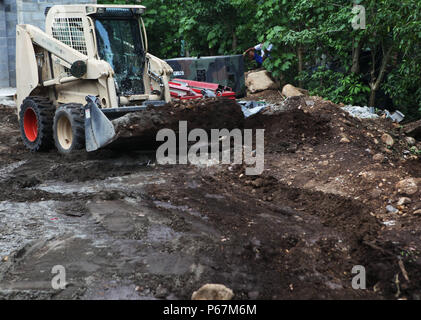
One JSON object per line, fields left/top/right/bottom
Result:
{"left": 16, "top": 4, "right": 239, "bottom": 154}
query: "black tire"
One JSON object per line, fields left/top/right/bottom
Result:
{"left": 53, "top": 104, "right": 85, "bottom": 154}
{"left": 19, "top": 96, "right": 55, "bottom": 152}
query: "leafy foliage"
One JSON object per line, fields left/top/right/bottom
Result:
{"left": 99, "top": 0, "right": 421, "bottom": 118}
{"left": 298, "top": 68, "right": 370, "bottom": 106}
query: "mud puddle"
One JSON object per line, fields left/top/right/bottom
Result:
{"left": 0, "top": 200, "right": 94, "bottom": 257}
{"left": 0, "top": 160, "right": 27, "bottom": 180}
{"left": 34, "top": 172, "right": 166, "bottom": 195}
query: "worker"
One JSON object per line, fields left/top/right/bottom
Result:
{"left": 243, "top": 43, "right": 273, "bottom": 67}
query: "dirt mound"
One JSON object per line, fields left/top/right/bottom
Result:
{"left": 243, "top": 89, "right": 284, "bottom": 104}
{"left": 2, "top": 93, "right": 421, "bottom": 300}
{"left": 0, "top": 105, "right": 17, "bottom": 123}
{"left": 0, "top": 106, "right": 25, "bottom": 159}
{"left": 244, "top": 95, "right": 415, "bottom": 161}
{"left": 146, "top": 166, "right": 381, "bottom": 299}
{"left": 113, "top": 98, "right": 244, "bottom": 143}
{"left": 245, "top": 99, "right": 332, "bottom": 153}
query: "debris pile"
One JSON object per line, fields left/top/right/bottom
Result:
{"left": 342, "top": 106, "right": 379, "bottom": 119}
{"left": 0, "top": 88, "right": 16, "bottom": 108}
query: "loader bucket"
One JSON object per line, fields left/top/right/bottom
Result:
{"left": 84, "top": 96, "right": 116, "bottom": 152}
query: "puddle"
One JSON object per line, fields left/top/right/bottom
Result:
{"left": 81, "top": 279, "right": 157, "bottom": 300}
{"left": 0, "top": 200, "right": 97, "bottom": 257}
{"left": 34, "top": 172, "right": 166, "bottom": 195}
{"left": 154, "top": 201, "right": 208, "bottom": 220}
{"left": 147, "top": 224, "right": 180, "bottom": 243}
{"left": 0, "top": 160, "right": 27, "bottom": 180}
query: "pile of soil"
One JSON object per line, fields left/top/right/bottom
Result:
{"left": 1, "top": 92, "right": 421, "bottom": 300}
{"left": 404, "top": 119, "right": 421, "bottom": 140}
{"left": 112, "top": 98, "right": 244, "bottom": 142}
{"left": 146, "top": 93, "right": 421, "bottom": 299}
{"left": 0, "top": 106, "right": 25, "bottom": 163}
{"left": 243, "top": 89, "right": 284, "bottom": 103}
{"left": 245, "top": 98, "right": 332, "bottom": 153}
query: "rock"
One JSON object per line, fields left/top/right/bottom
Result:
{"left": 406, "top": 137, "right": 416, "bottom": 146}
{"left": 155, "top": 285, "right": 168, "bottom": 298}
{"left": 381, "top": 133, "right": 394, "bottom": 147}
{"left": 371, "top": 189, "right": 382, "bottom": 198}
{"left": 246, "top": 70, "right": 279, "bottom": 93}
{"left": 386, "top": 205, "right": 399, "bottom": 214}
{"left": 340, "top": 137, "right": 350, "bottom": 143}
{"left": 397, "top": 197, "right": 412, "bottom": 206}
{"left": 373, "top": 154, "right": 384, "bottom": 162}
{"left": 248, "top": 291, "right": 259, "bottom": 299}
{"left": 252, "top": 178, "right": 264, "bottom": 188}
{"left": 396, "top": 178, "right": 418, "bottom": 195}
{"left": 281, "top": 84, "right": 304, "bottom": 98}
{"left": 0, "top": 146, "right": 9, "bottom": 153}
{"left": 192, "top": 284, "right": 234, "bottom": 300}
{"left": 413, "top": 209, "right": 421, "bottom": 215}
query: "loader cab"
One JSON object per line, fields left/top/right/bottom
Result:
{"left": 91, "top": 8, "right": 147, "bottom": 96}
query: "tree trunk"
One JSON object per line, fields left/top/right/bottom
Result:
{"left": 369, "top": 46, "right": 393, "bottom": 107}
{"left": 369, "top": 48, "right": 377, "bottom": 106}
{"left": 369, "top": 89, "right": 376, "bottom": 107}
{"left": 232, "top": 32, "right": 237, "bottom": 51}
{"left": 297, "top": 46, "right": 304, "bottom": 88}
{"left": 351, "top": 39, "right": 362, "bottom": 74}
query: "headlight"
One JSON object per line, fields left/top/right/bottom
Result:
{"left": 86, "top": 6, "right": 96, "bottom": 14}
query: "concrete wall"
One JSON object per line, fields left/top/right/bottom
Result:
{"left": 0, "top": 0, "right": 97, "bottom": 87}
{"left": 0, "top": 1, "right": 10, "bottom": 87}
{"left": 5, "top": 0, "right": 18, "bottom": 88}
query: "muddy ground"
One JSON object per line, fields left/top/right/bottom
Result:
{"left": 0, "top": 95, "right": 421, "bottom": 300}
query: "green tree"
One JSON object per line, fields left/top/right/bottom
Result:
{"left": 98, "top": 0, "right": 421, "bottom": 118}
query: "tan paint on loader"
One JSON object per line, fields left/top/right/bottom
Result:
{"left": 16, "top": 4, "right": 174, "bottom": 153}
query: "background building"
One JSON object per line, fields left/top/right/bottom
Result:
{"left": 0, "top": 0, "right": 96, "bottom": 88}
